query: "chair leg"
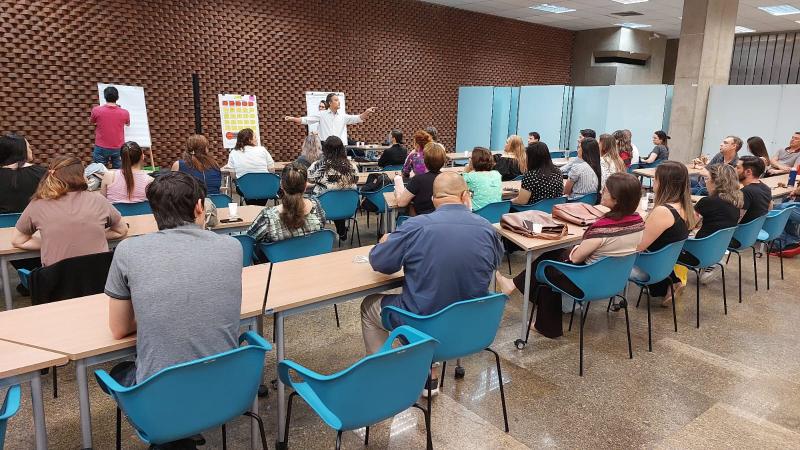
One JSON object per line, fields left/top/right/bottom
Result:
{"left": 635, "top": 286, "right": 644, "bottom": 308}
{"left": 506, "top": 252, "right": 512, "bottom": 275}
{"left": 568, "top": 300, "right": 576, "bottom": 332}
{"left": 284, "top": 391, "right": 298, "bottom": 448}
{"left": 719, "top": 263, "right": 728, "bottom": 315}
{"left": 579, "top": 301, "right": 589, "bottom": 376}
{"left": 778, "top": 238, "right": 785, "bottom": 280}
{"left": 426, "top": 372, "right": 432, "bottom": 420}
{"left": 752, "top": 246, "right": 758, "bottom": 292}
{"left": 440, "top": 360, "right": 447, "bottom": 388}
{"left": 669, "top": 281, "right": 677, "bottom": 333}
{"left": 116, "top": 406, "right": 121, "bottom": 450}
{"left": 765, "top": 241, "right": 772, "bottom": 290}
{"left": 695, "top": 270, "right": 701, "bottom": 329}
{"left": 349, "top": 218, "right": 356, "bottom": 246}
{"left": 365, "top": 425, "right": 370, "bottom": 445}
{"left": 485, "top": 348, "right": 510, "bottom": 432}
{"left": 52, "top": 365, "right": 58, "bottom": 398}
{"left": 355, "top": 217, "right": 362, "bottom": 247}
{"left": 736, "top": 251, "right": 742, "bottom": 304}
{"left": 333, "top": 304, "right": 340, "bottom": 328}
{"left": 645, "top": 287, "right": 652, "bottom": 352}
{"left": 524, "top": 294, "right": 537, "bottom": 344}
{"left": 221, "top": 423, "right": 227, "bottom": 450}
{"left": 412, "top": 403, "right": 433, "bottom": 450}
{"left": 622, "top": 297, "right": 633, "bottom": 359}
{"left": 242, "top": 411, "right": 269, "bottom": 450}
{"left": 336, "top": 430, "right": 342, "bottom": 450}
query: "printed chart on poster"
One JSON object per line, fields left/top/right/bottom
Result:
{"left": 219, "top": 94, "right": 260, "bottom": 149}
{"left": 304, "top": 91, "right": 346, "bottom": 134}
{"left": 97, "top": 83, "right": 151, "bottom": 147}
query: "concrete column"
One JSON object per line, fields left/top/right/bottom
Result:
{"left": 668, "top": 0, "right": 738, "bottom": 162}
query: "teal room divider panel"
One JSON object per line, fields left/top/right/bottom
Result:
{"left": 569, "top": 86, "right": 609, "bottom": 150}
{"left": 662, "top": 85, "right": 673, "bottom": 131}
{"left": 605, "top": 84, "right": 668, "bottom": 157}
{"left": 516, "top": 85, "right": 567, "bottom": 151}
{"left": 702, "top": 85, "right": 782, "bottom": 156}
{"left": 490, "top": 87, "right": 512, "bottom": 151}
{"left": 456, "top": 86, "right": 494, "bottom": 151}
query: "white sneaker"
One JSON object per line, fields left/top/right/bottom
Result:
{"left": 421, "top": 377, "right": 439, "bottom": 398}
{"left": 699, "top": 267, "right": 721, "bottom": 285}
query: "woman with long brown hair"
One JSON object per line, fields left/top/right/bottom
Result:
{"left": 171, "top": 134, "right": 222, "bottom": 194}
{"left": 308, "top": 136, "right": 358, "bottom": 240}
{"left": 12, "top": 155, "right": 128, "bottom": 266}
{"left": 101, "top": 141, "right": 153, "bottom": 203}
{"left": 494, "top": 135, "right": 527, "bottom": 181}
{"left": 598, "top": 133, "right": 626, "bottom": 187}
{"left": 226, "top": 128, "right": 274, "bottom": 177}
{"left": 246, "top": 163, "right": 326, "bottom": 244}
{"left": 401, "top": 130, "right": 432, "bottom": 177}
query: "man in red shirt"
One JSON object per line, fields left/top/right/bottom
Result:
{"left": 91, "top": 86, "right": 130, "bottom": 169}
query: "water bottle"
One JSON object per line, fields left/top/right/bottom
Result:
{"left": 789, "top": 167, "right": 797, "bottom": 187}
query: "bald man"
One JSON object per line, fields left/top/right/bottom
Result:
{"left": 361, "top": 172, "right": 504, "bottom": 358}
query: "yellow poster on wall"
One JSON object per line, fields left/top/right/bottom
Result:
{"left": 218, "top": 94, "right": 260, "bottom": 149}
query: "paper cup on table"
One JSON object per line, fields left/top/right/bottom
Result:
{"left": 228, "top": 203, "right": 239, "bottom": 218}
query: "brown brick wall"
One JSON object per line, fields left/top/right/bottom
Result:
{"left": 0, "top": 0, "right": 574, "bottom": 166}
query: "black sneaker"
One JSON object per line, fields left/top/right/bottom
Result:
{"left": 16, "top": 283, "right": 30, "bottom": 297}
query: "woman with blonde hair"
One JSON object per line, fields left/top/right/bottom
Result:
{"left": 599, "top": 133, "right": 626, "bottom": 187}
{"left": 171, "top": 134, "right": 222, "bottom": 194}
{"left": 295, "top": 133, "right": 322, "bottom": 169}
{"left": 494, "top": 135, "right": 527, "bottom": 181}
{"left": 12, "top": 155, "right": 128, "bottom": 267}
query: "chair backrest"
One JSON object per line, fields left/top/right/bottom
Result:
{"left": 94, "top": 332, "right": 271, "bottom": 445}
{"left": 474, "top": 201, "right": 511, "bottom": 223}
{"left": 761, "top": 207, "right": 795, "bottom": 241}
{"left": 381, "top": 293, "right": 509, "bottom": 362}
{"left": 258, "top": 229, "right": 336, "bottom": 263}
{"left": 280, "top": 326, "right": 437, "bottom": 431}
{"left": 0, "top": 385, "right": 21, "bottom": 449}
{"left": 29, "top": 251, "right": 115, "bottom": 305}
{"left": 731, "top": 215, "right": 768, "bottom": 250}
{"left": 235, "top": 173, "right": 281, "bottom": 201}
{"left": 208, "top": 193, "right": 233, "bottom": 209}
{"left": 318, "top": 189, "right": 360, "bottom": 221}
{"left": 361, "top": 185, "right": 395, "bottom": 214}
{"left": 568, "top": 193, "right": 598, "bottom": 205}
{"left": 395, "top": 215, "right": 410, "bottom": 228}
{"left": 512, "top": 174, "right": 524, "bottom": 181}
{"left": 381, "top": 165, "right": 403, "bottom": 171}
{"left": 681, "top": 226, "right": 737, "bottom": 268}
{"left": 537, "top": 254, "right": 638, "bottom": 301}
{"left": 0, "top": 213, "right": 20, "bottom": 229}
{"left": 633, "top": 240, "right": 687, "bottom": 285}
{"left": 113, "top": 201, "right": 152, "bottom": 216}
{"left": 231, "top": 234, "right": 256, "bottom": 267}
{"left": 511, "top": 196, "right": 566, "bottom": 214}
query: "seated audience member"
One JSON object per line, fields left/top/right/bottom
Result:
{"left": 598, "top": 133, "right": 626, "bottom": 188}
{"left": 765, "top": 131, "right": 800, "bottom": 176}
{"left": 308, "top": 136, "right": 358, "bottom": 240}
{"left": 691, "top": 136, "right": 741, "bottom": 195}
{"left": 247, "top": 164, "right": 326, "bottom": 243}
{"left": 496, "top": 173, "right": 644, "bottom": 336}
{"left": 12, "top": 155, "right": 128, "bottom": 267}
{"left": 0, "top": 132, "right": 46, "bottom": 214}
{"left": 747, "top": 136, "right": 771, "bottom": 169}
{"left": 378, "top": 129, "right": 407, "bottom": 168}
{"left": 172, "top": 134, "right": 222, "bottom": 195}
{"left": 635, "top": 162, "right": 695, "bottom": 305}
{"left": 527, "top": 131, "right": 540, "bottom": 145}
{"left": 462, "top": 147, "right": 502, "bottom": 211}
{"left": 402, "top": 130, "right": 432, "bottom": 177}
{"left": 226, "top": 128, "right": 275, "bottom": 177}
{"left": 564, "top": 137, "right": 601, "bottom": 201}
{"left": 512, "top": 142, "right": 563, "bottom": 206}
{"left": 101, "top": 141, "right": 153, "bottom": 203}
{"left": 613, "top": 130, "right": 633, "bottom": 168}
{"left": 295, "top": 133, "right": 322, "bottom": 169}
{"left": 105, "top": 171, "right": 242, "bottom": 397}
{"left": 737, "top": 155, "right": 771, "bottom": 224}
{"left": 425, "top": 126, "right": 439, "bottom": 143}
{"left": 561, "top": 128, "right": 597, "bottom": 174}
{"left": 361, "top": 172, "right": 504, "bottom": 354}
{"left": 640, "top": 130, "right": 670, "bottom": 165}
{"left": 494, "top": 135, "right": 527, "bottom": 181}
{"left": 394, "top": 142, "right": 446, "bottom": 215}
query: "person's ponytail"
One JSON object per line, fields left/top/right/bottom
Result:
{"left": 279, "top": 164, "right": 309, "bottom": 230}
{"left": 120, "top": 141, "right": 143, "bottom": 200}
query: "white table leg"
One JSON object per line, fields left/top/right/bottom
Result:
{"left": 251, "top": 395, "right": 259, "bottom": 449}
{"left": 76, "top": 359, "right": 93, "bottom": 449}
{"left": 2, "top": 256, "right": 12, "bottom": 311}
{"left": 519, "top": 251, "right": 533, "bottom": 344}
{"left": 30, "top": 372, "right": 48, "bottom": 450}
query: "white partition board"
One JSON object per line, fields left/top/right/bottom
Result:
{"left": 456, "top": 86, "right": 494, "bottom": 151}
{"left": 605, "top": 84, "right": 668, "bottom": 156}
{"left": 702, "top": 85, "right": 782, "bottom": 156}
{"left": 569, "top": 86, "right": 609, "bottom": 150}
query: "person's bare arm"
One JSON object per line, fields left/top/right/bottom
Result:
{"left": 637, "top": 206, "right": 672, "bottom": 251}
{"left": 512, "top": 189, "right": 532, "bottom": 205}
{"left": 108, "top": 298, "right": 136, "bottom": 339}
{"left": 11, "top": 229, "right": 41, "bottom": 251}
{"left": 106, "top": 221, "right": 128, "bottom": 241}
{"left": 170, "top": 161, "right": 179, "bottom": 171}
{"left": 360, "top": 107, "right": 377, "bottom": 120}
{"left": 284, "top": 116, "right": 303, "bottom": 124}
{"left": 564, "top": 179, "right": 574, "bottom": 196}
{"left": 100, "top": 171, "right": 114, "bottom": 197}
{"left": 568, "top": 238, "right": 603, "bottom": 264}
{"left": 641, "top": 152, "right": 657, "bottom": 164}
{"left": 395, "top": 190, "right": 415, "bottom": 208}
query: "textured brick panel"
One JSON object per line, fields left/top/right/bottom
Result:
{"left": 0, "top": 0, "right": 574, "bottom": 166}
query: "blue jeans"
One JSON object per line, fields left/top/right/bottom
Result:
{"left": 92, "top": 145, "right": 121, "bottom": 169}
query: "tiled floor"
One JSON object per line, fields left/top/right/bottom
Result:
{"left": 3, "top": 216, "right": 800, "bottom": 449}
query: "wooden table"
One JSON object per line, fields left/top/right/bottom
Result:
{"left": 0, "top": 262, "right": 269, "bottom": 449}
{"left": 494, "top": 223, "right": 585, "bottom": 348}
{"left": 0, "top": 340, "right": 68, "bottom": 450}
{"left": 633, "top": 165, "right": 704, "bottom": 179}
{"left": 0, "top": 205, "right": 261, "bottom": 312}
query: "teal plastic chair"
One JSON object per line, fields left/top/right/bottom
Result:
{"left": 474, "top": 200, "right": 511, "bottom": 224}
{"left": 113, "top": 201, "right": 152, "bottom": 216}
{"left": 510, "top": 196, "right": 566, "bottom": 213}
{"left": 0, "top": 386, "right": 21, "bottom": 449}
{"left": 94, "top": 332, "right": 271, "bottom": 450}
{"left": 627, "top": 240, "right": 686, "bottom": 352}
{"left": 395, "top": 215, "right": 410, "bottom": 228}
{"left": 208, "top": 193, "right": 233, "bottom": 209}
{"left": 360, "top": 184, "right": 395, "bottom": 239}
{"left": 0, "top": 213, "right": 20, "bottom": 228}
{"left": 279, "top": 326, "right": 437, "bottom": 450}
{"left": 727, "top": 215, "right": 768, "bottom": 304}
{"left": 511, "top": 174, "right": 524, "bottom": 181}
{"left": 677, "top": 226, "right": 737, "bottom": 328}
{"left": 231, "top": 234, "right": 256, "bottom": 267}
{"left": 259, "top": 230, "right": 340, "bottom": 326}
{"left": 381, "top": 164, "right": 403, "bottom": 171}
{"left": 318, "top": 189, "right": 361, "bottom": 247}
{"left": 568, "top": 193, "right": 598, "bottom": 205}
{"left": 758, "top": 207, "right": 796, "bottom": 289}
{"left": 534, "top": 255, "right": 637, "bottom": 376}
{"left": 235, "top": 173, "right": 280, "bottom": 205}
{"left": 381, "top": 293, "right": 511, "bottom": 432}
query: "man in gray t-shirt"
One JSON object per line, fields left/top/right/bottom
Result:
{"left": 106, "top": 172, "right": 242, "bottom": 384}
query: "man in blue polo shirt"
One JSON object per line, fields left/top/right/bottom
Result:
{"left": 360, "top": 172, "right": 504, "bottom": 356}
